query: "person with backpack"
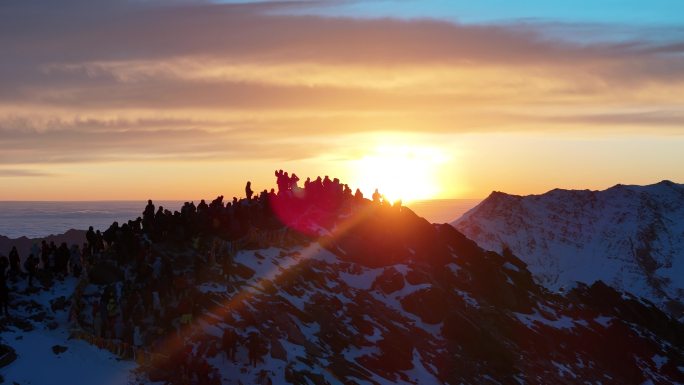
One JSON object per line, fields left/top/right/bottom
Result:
{"left": 24, "top": 253, "right": 37, "bottom": 287}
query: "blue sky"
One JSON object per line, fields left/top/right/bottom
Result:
{"left": 319, "top": 0, "right": 684, "bottom": 24}
{"left": 263, "top": 0, "right": 684, "bottom": 25}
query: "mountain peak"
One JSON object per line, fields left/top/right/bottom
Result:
{"left": 453, "top": 180, "right": 684, "bottom": 320}
{"left": 483, "top": 190, "right": 522, "bottom": 201}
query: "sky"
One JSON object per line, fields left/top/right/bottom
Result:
{"left": 1, "top": 0, "right": 683, "bottom": 201}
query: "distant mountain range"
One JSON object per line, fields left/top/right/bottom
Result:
{"left": 0, "top": 229, "right": 86, "bottom": 259}
{"left": 452, "top": 180, "right": 684, "bottom": 319}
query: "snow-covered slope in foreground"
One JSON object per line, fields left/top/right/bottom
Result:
{"left": 0, "top": 278, "right": 136, "bottom": 384}
{"left": 452, "top": 180, "right": 684, "bottom": 318}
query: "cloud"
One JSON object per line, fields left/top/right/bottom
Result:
{"left": 0, "top": 116, "right": 349, "bottom": 164}
{"left": 0, "top": 169, "right": 55, "bottom": 177}
{"left": 3, "top": 0, "right": 684, "bottom": 86}
{"left": 1, "top": 0, "right": 683, "bottom": 169}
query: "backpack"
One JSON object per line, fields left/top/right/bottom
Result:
{"left": 24, "top": 257, "right": 35, "bottom": 272}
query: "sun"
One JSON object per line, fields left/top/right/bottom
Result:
{"left": 352, "top": 144, "right": 447, "bottom": 203}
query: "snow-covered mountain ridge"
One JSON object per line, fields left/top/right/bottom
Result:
{"left": 452, "top": 180, "right": 684, "bottom": 318}
{"left": 3, "top": 174, "right": 683, "bottom": 384}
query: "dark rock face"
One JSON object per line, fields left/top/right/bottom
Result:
{"left": 400, "top": 288, "right": 448, "bottom": 324}
{"left": 145, "top": 203, "right": 682, "bottom": 384}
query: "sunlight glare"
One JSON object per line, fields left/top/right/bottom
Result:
{"left": 352, "top": 144, "right": 448, "bottom": 203}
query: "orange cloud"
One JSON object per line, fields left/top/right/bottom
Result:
{"left": 1, "top": 0, "right": 683, "bottom": 200}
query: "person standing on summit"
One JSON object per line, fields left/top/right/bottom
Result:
{"left": 246, "top": 181, "right": 254, "bottom": 201}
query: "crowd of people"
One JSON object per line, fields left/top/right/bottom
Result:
{"left": 0, "top": 241, "right": 90, "bottom": 317}
{"left": 1, "top": 170, "right": 389, "bottom": 384}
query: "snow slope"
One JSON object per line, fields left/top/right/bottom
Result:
{"left": 0, "top": 277, "right": 136, "bottom": 385}
{"left": 452, "top": 180, "right": 684, "bottom": 317}
{"left": 123, "top": 220, "right": 684, "bottom": 384}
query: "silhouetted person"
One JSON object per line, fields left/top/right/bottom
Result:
{"left": 40, "top": 240, "right": 50, "bottom": 270}
{"left": 86, "top": 226, "right": 96, "bottom": 252}
{"left": 257, "top": 370, "right": 273, "bottom": 385}
{"left": 0, "top": 269, "right": 9, "bottom": 317}
{"left": 0, "top": 255, "right": 8, "bottom": 279}
{"left": 197, "top": 199, "right": 208, "bottom": 213}
{"left": 276, "top": 170, "right": 288, "bottom": 194}
{"left": 290, "top": 173, "right": 300, "bottom": 189}
{"left": 372, "top": 188, "right": 381, "bottom": 203}
{"left": 222, "top": 328, "right": 238, "bottom": 361}
{"left": 24, "top": 254, "right": 37, "bottom": 287}
{"left": 246, "top": 181, "right": 254, "bottom": 201}
{"left": 103, "top": 222, "right": 119, "bottom": 248}
{"left": 69, "top": 244, "right": 82, "bottom": 277}
{"left": 56, "top": 242, "right": 70, "bottom": 274}
{"left": 94, "top": 230, "right": 104, "bottom": 252}
{"left": 247, "top": 332, "right": 261, "bottom": 367}
{"left": 8, "top": 246, "right": 20, "bottom": 276}
{"left": 143, "top": 199, "right": 155, "bottom": 220}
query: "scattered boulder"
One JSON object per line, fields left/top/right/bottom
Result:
{"left": 233, "top": 263, "right": 255, "bottom": 280}
{"left": 28, "top": 311, "right": 48, "bottom": 323}
{"left": 0, "top": 344, "right": 17, "bottom": 368}
{"left": 270, "top": 337, "right": 287, "bottom": 361}
{"left": 10, "top": 318, "right": 34, "bottom": 332}
{"left": 405, "top": 268, "right": 430, "bottom": 285}
{"left": 50, "top": 296, "right": 70, "bottom": 312}
{"left": 23, "top": 286, "right": 42, "bottom": 296}
{"left": 400, "top": 287, "right": 449, "bottom": 324}
{"left": 51, "top": 345, "right": 68, "bottom": 355}
{"left": 372, "top": 267, "right": 405, "bottom": 295}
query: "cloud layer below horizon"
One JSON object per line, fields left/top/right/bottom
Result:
{"left": 2, "top": 0, "right": 683, "bottom": 199}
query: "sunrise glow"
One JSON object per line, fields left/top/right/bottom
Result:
{"left": 1, "top": 2, "right": 684, "bottom": 384}
{"left": 352, "top": 144, "right": 448, "bottom": 203}
{"left": 0, "top": 0, "right": 682, "bottom": 201}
